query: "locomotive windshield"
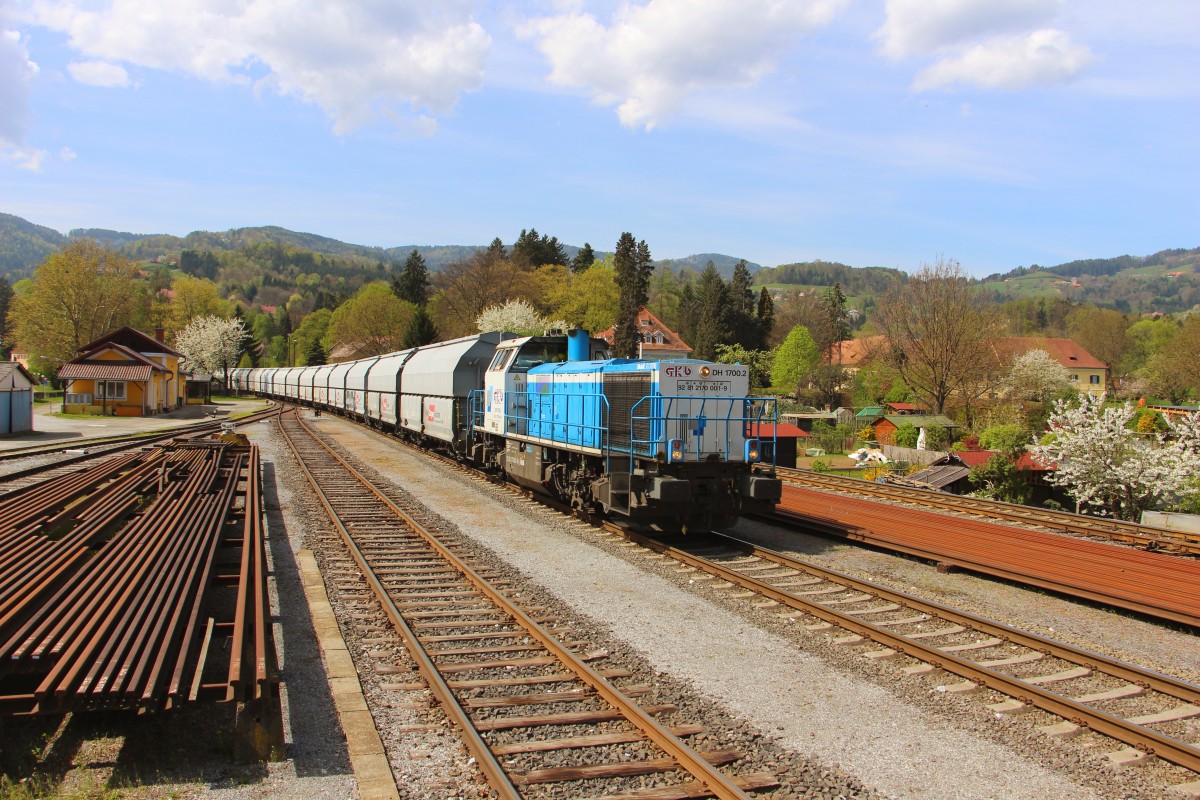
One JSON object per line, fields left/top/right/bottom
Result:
{"left": 510, "top": 341, "right": 568, "bottom": 372}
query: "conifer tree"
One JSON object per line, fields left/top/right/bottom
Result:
{"left": 728, "top": 259, "right": 761, "bottom": 349}
{"left": 403, "top": 305, "right": 439, "bottom": 348}
{"left": 392, "top": 249, "right": 430, "bottom": 306}
{"left": 304, "top": 338, "right": 327, "bottom": 366}
{"left": 486, "top": 237, "right": 508, "bottom": 260}
{"left": 571, "top": 243, "right": 596, "bottom": 274}
{"left": 612, "top": 232, "right": 653, "bottom": 358}
{"left": 756, "top": 287, "right": 775, "bottom": 344}
{"left": 690, "top": 262, "right": 732, "bottom": 361}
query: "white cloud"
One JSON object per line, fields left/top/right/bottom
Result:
{"left": 876, "top": 0, "right": 1059, "bottom": 59}
{"left": 2, "top": 145, "right": 47, "bottom": 171}
{"left": 59, "top": 146, "right": 76, "bottom": 161}
{"left": 68, "top": 59, "right": 128, "bottom": 87}
{"left": 26, "top": 0, "right": 491, "bottom": 134}
{"left": 521, "top": 0, "right": 846, "bottom": 130}
{"left": 0, "top": 25, "right": 39, "bottom": 150}
{"left": 875, "top": 0, "right": 1093, "bottom": 91}
{"left": 913, "top": 29, "right": 1093, "bottom": 91}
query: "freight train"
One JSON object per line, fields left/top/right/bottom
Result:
{"left": 231, "top": 329, "right": 782, "bottom": 532}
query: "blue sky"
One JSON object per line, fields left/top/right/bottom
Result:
{"left": 1, "top": 0, "right": 1196, "bottom": 276}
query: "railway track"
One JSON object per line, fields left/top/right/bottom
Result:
{"left": 612, "top": 527, "right": 1200, "bottom": 793}
{"left": 0, "top": 404, "right": 282, "bottom": 492}
{"left": 777, "top": 467, "right": 1200, "bottom": 556}
{"left": 276, "top": 410, "right": 778, "bottom": 799}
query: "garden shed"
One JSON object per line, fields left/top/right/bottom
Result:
{"left": 0, "top": 362, "right": 36, "bottom": 435}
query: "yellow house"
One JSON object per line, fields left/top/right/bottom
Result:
{"left": 58, "top": 327, "right": 187, "bottom": 416}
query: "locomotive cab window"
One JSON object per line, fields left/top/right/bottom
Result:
{"left": 487, "top": 349, "right": 514, "bottom": 372}
{"left": 510, "top": 342, "right": 568, "bottom": 373}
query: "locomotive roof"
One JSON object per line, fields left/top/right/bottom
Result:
{"left": 527, "top": 357, "right": 716, "bottom": 376}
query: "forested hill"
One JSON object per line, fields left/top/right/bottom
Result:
{"left": 982, "top": 247, "right": 1200, "bottom": 281}
{"left": 0, "top": 213, "right": 66, "bottom": 279}
{"left": 657, "top": 253, "right": 763, "bottom": 278}
{"left": 66, "top": 225, "right": 484, "bottom": 272}
{"left": 756, "top": 260, "right": 906, "bottom": 294}
{"left": 977, "top": 247, "right": 1200, "bottom": 314}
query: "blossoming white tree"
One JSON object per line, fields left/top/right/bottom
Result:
{"left": 476, "top": 299, "right": 566, "bottom": 337}
{"left": 1031, "top": 393, "right": 1200, "bottom": 519}
{"left": 174, "top": 315, "right": 247, "bottom": 392}
{"left": 1005, "top": 349, "right": 1071, "bottom": 401}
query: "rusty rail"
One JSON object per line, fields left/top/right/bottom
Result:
{"left": 0, "top": 441, "right": 276, "bottom": 720}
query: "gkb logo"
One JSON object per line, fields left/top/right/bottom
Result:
{"left": 664, "top": 366, "right": 692, "bottom": 377}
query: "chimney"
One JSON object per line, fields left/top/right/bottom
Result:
{"left": 155, "top": 327, "right": 165, "bottom": 343}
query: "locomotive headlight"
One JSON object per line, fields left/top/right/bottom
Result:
{"left": 700, "top": 366, "right": 711, "bottom": 377}
{"left": 745, "top": 439, "right": 761, "bottom": 463}
{"left": 669, "top": 439, "right": 685, "bottom": 462}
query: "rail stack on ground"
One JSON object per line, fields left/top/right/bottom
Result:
{"left": 0, "top": 438, "right": 282, "bottom": 760}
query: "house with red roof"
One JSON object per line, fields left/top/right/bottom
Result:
{"left": 57, "top": 327, "right": 186, "bottom": 416}
{"left": 994, "top": 337, "right": 1108, "bottom": 397}
{"left": 596, "top": 308, "right": 692, "bottom": 359}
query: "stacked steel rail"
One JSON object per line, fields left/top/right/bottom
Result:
{"left": 619, "top": 529, "right": 1200, "bottom": 789}
{"left": 776, "top": 467, "right": 1200, "bottom": 556}
{"left": 0, "top": 439, "right": 277, "bottom": 734}
{"left": 278, "top": 410, "right": 777, "bottom": 799}
{"left": 770, "top": 482, "right": 1200, "bottom": 627}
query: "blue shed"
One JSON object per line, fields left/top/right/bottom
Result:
{"left": 0, "top": 363, "right": 36, "bottom": 435}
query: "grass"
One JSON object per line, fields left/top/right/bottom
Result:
{"left": 0, "top": 774, "right": 121, "bottom": 800}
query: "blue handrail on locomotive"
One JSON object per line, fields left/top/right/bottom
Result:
{"left": 231, "top": 329, "right": 782, "bottom": 532}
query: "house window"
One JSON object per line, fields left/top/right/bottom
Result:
{"left": 1090, "top": 374, "right": 1100, "bottom": 384}
{"left": 1069, "top": 374, "right": 1078, "bottom": 383}
{"left": 97, "top": 381, "right": 127, "bottom": 401}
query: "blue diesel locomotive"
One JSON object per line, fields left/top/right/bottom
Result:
{"left": 232, "top": 329, "right": 781, "bottom": 532}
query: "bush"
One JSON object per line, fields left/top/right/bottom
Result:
{"left": 810, "top": 459, "right": 830, "bottom": 473}
{"left": 855, "top": 425, "right": 874, "bottom": 443}
{"left": 893, "top": 422, "right": 919, "bottom": 448}
{"left": 923, "top": 424, "right": 949, "bottom": 451}
{"left": 978, "top": 424, "right": 1031, "bottom": 455}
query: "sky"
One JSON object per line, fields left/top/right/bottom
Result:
{"left": 0, "top": 0, "right": 1197, "bottom": 276}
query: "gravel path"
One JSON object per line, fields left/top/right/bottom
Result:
{"left": 305, "top": 414, "right": 1191, "bottom": 800}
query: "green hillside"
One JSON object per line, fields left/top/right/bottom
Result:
{"left": 0, "top": 213, "right": 66, "bottom": 281}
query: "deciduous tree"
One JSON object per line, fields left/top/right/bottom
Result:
{"left": 770, "top": 325, "right": 818, "bottom": 397}
{"left": 546, "top": 262, "right": 619, "bottom": 333}
{"left": 174, "top": 315, "right": 247, "bottom": 391}
{"left": 477, "top": 299, "right": 547, "bottom": 336}
{"left": 326, "top": 282, "right": 415, "bottom": 357}
{"left": 1067, "top": 307, "right": 1128, "bottom": 389}
{"left": 0, "top": 277, "right": 13, "bottom": 359}
{"left": 1032, "top": 393, "right": 1200, "bottom": 519}
{"left": 872, "top": 258, "right": 1002, "bottom": 414}
{"left": 1005, "top": 349, "right": 1071, "bottom": 402}
{"left": 1142, "top": 315, "right": 1200, "bottom": 402}
{"left": 168, "top": 275, "right": 230, "bottom": 336}
{"left": 9, "top": 239, "right": 141, "bottom": 368}
{"left": 432, "top": 247, "right": 533, "bottom": 338}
